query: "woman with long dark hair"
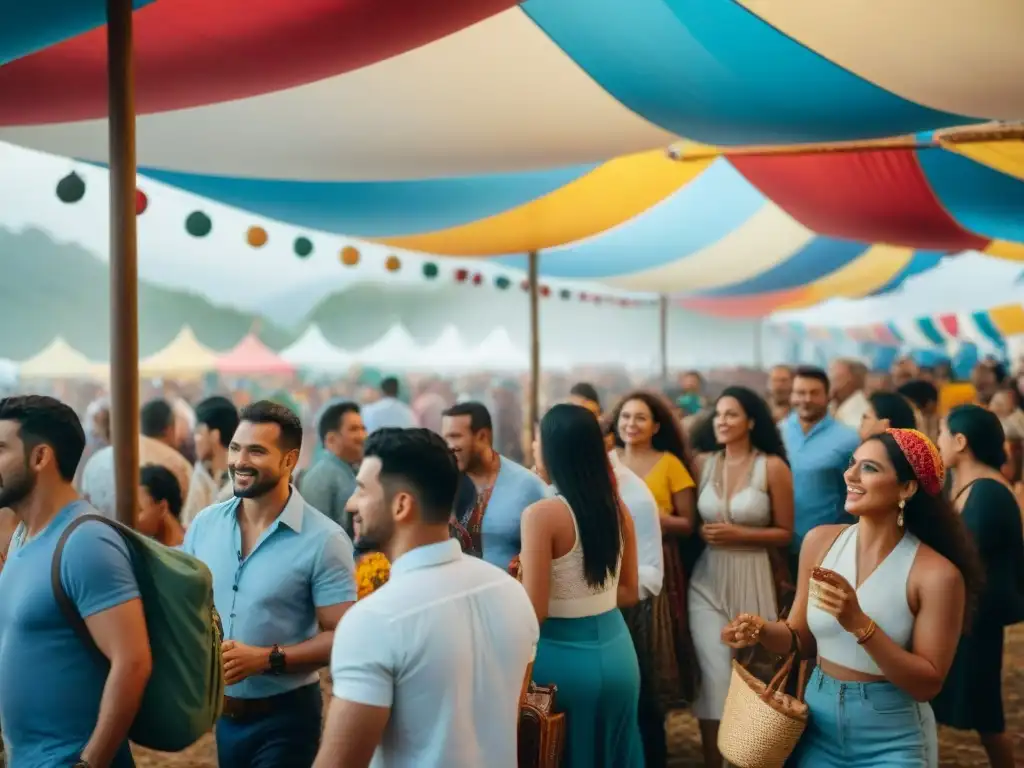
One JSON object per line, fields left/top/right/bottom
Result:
{"left": 609, "top": 391, "right": 699, "bottom": 714}
{"left": 520, "top": 403, "right": 643, "bottom": 767}
{"left": 722, "top": 428, "right": 983, "bottom": 766}
{"left": 688, "top": 386, "right": 794, "bottom": 768}
{"left": 932, "top": 405, "right": 1024, "bottom": 768}
{"left": 860, "top": 391, "right": 918, "bottom": 440}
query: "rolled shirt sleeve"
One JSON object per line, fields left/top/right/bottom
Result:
{"left": 330, "top": 605, "right": 394, "bottom": 708}
{"left": 313, "top": 530, "right": 358, "bottom": 607}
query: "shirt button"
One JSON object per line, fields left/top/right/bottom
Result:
{"left": 232, "top": 585, "right": 238, "bottom": 591}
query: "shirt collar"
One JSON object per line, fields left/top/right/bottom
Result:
{"left": 225, "top": 485, "right": 306, "bottom": 533}
{"left": 390, "top": 539, "right": 461, "bottom": 577}
{"left": 324, "top": 452, "right": 357, "bottom": 476}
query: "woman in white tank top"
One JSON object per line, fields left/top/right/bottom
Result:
{"left": 721, "top": 428, "right": 984, "bottom": 767}
{"left": 520, "top": 403, "right": 644, "bottom": 767}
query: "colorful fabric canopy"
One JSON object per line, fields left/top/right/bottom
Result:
{"left": 3, "top": 1, "right": 1024, "bottom": 181}
{"left": 216, "top": 333, "right": 294, "bottom": 376}
{"left": 138, "top": 326, "right": 217, "bottom": 379}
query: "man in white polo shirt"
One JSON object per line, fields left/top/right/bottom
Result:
{"left": 315, "top": 428, "right": 538, "bottom": 768}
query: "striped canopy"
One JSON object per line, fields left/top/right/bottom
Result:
{"left": 3, "top": 2, "right": 1024, "bottom": 317}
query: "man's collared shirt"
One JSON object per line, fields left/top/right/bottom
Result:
{"left": 183, "top": 488, "right": 357, "bottom": 699}
{"left": 298, "top": 453, "right": 358, "bottom": 531}
{"left": 832, "top": 389, "right": 870, "bottom": 431}
{"left": 330, "top": 540, "right": 538, "bottom": 768}
{"left": 608, "top": 450, "right": 664, "bottom": 599}
{"left": 780, "top": 412, "right": 860, "bottom": 550}
{"left": 181, "top": 462, "right": 233, "bottom": 528}
{"left": 361, "top": 397, "right": 418, "bottom": 434}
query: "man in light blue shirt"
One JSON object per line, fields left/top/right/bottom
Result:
{"left": 361, "top": 377, "right": 418, "bottom": 433}
{"left": 317, "top": 428, "right": 538, "bottom": 768}
{"left": 0, "top": 395, "right": 150, "bottom": 768}
{"left": 779, "top": 367, "right": 860, "bottom": 564}
{"left": 183, "top": 400, "right": 356, "bottom": 768}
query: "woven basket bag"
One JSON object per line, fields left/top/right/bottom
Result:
{"left": 717, "top": 653, "right": 809, "bottom": 768}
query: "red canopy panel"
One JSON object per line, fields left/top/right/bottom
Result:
{"left": 937, "top": 313, "right": 959, "bottom": 338}
{"left": 729, "top": 149, "right": 989, "bottom": 252}
{"left": 679, "top": 288, "right": 807, "bottom": 318}
{"left": 0, "top": 0, "right": 517, "bottom": 126}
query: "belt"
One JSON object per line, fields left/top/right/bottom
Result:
{"left": 221, "top": 685, "right": 316, "bottom": 722}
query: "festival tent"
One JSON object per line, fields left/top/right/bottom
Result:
{"left": 469, "top": 328, "right": 531, "bottom": 372}
{"left": 216, "top": 333, "right": 295, "bottom": 376}
{"left": 0, "top": 357, "right": 18, "bottom": 384}
{"left": 279, "top": 324, "right": 354, "bottom": 373}
{"left": 138, "top": 325, "right": 218, "bottom": 379}
{"left": 18, "top": 336, "right": 106, "bottom": 379}
{"left": 351, "top": 324, "right": 422, "bottom": 370}
{"left": 412, "top": 325, "right": 475, "bottom": 373}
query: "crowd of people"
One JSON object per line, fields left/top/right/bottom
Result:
{"left": 0, "top": 354, "right": 1022, "bottom": 767}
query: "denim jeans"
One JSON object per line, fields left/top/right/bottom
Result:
{"left": 215, "top": 683, "right": 322, "bottom": 768}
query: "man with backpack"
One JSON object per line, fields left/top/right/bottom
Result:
{"left": 0, "top": 395, "right": 152, "bottom": 768}
{"left": 184, "top": 400, "right": 357, "bottom": 767}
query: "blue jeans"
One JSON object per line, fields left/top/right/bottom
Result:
{"left": 792, "top": 667, "right": 928, "bottom": 767}
{"left": 215, "top": 683, "right": 322, "bottom": 768}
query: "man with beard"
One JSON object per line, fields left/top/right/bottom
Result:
{"left": 0, "top": 395, "right": 151, "bottom": 768}
{"left": 441, "top": 401, "right": 548, "bottom": 570}
{"left": 182, "top": 401, "right": 356, "bottom": 767}
{"left": 316, "top": 428, "right": 538, "bottom": 767}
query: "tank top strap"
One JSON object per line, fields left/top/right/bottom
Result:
{"left": 750, "top": 453, "right": 768, "bottom": 492}
{"left": 698, "top": 452, "right": 720, "bottom": 493}
{"left": 820, "top": 524, "right": 857, "bottom": 571}
{"left": 555, "top": 494, "right": 582, "bottom": 554}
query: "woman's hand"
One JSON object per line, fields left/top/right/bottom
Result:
{"left": 700, "top": 522, "right": 744, "bottom": 546}
{"left": 810, "top": 568, "right": 870, "bottom": 634}
{"left": 721, "top": 612, "right": 766, "bottom": 649}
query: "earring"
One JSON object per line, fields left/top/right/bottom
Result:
{"left": 897, "top": 499, "right": 905, "bottom": 528}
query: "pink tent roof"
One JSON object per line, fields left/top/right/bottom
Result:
{"left": 216, "top": 334, "right": 295, "bottom": 376}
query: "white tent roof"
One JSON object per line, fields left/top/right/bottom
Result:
{"left": 352, "top": 324, "right": 422, "bottom": 369}
{"left": 19, "top": 337, "right": 106, "bottom": 380}
{"left": 771, "top": 252, "right": 1024, "bottom": 327}
{"left": 0, "top": 358, "right": 18, "bottom": 384}
{"left": 412, "top": 325, "right": 474, "bottom": 372}
{"left": 280, "top": 324, "right": 354, "bottom": 372}
{"left": 470, "top": 328, "right": 531, "bottom": 372}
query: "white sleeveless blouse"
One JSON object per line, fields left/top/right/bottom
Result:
{"left": 547, "top": 496, "right": 620, "bottom": 619}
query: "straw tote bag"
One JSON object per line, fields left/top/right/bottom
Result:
{"left": 718, "top": 652, "right": 808, "bottom": 768}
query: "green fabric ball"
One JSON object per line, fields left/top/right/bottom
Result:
{"left": 422, "top": 262, "right": 439, "bottom": 278}
{"left": 56, "top": 172, "right": 86, "bottom": 203}
{"left": 294, "top": 237, "right": 314, "bottom": 257}
{"left": 185, "top": 211, "right": 212, "bottom": 237}
{"left": 495, "top": 276, "right": 511, "bottom": 290}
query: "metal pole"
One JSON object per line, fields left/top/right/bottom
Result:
{"left": 528, "top": 251, "right": 540, "bottom": 443}
{"left": 658, "top": 294, "right": 669, "bottom": 384}
{"left": 107, "top": 0, "right": 139, "bottom": 527}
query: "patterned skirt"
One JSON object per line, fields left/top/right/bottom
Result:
{"left": 623, "top": 541, "right": 699, "bottom": 710}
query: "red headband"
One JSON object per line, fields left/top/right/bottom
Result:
{"left": 886, "top": 428, "right": 945, "bottom": 497}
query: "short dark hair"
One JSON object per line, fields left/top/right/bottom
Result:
{"left": 140, "top": 464, "right": 183, "bottom": 520}
{"left": 0, "top": 395, "right": 86, "bottom": 481}
{"left": 793, "top": 365, "right": 830, "bottom": 394}
{"left": 897, "top": 379, "right": 939, "bottom": 409}
{"left": 194, "top": 396, "right": 239, "bottom": 449}
{"left": 363, "top": 428, "right": 458, "bottom": 525}
{"left": 318, "top": 401, "right": 360, "bottom": 445}
{"left": 441, "top": 401, "right": 492, "bottom": 433}
{"left": 238, "top": 400, "right": 302, "bottom": 453}
{"left": 569, "top": 382, "right": 600, "bottom": 408}
{"left": 380, "top": 377, "right": 400, "bottom": 397}
{"left": 140, "top": 398, "right": 175, "bottom": 439}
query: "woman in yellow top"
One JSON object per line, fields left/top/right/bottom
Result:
{"left": 611, "top": 391, "right": 699, "bottom": 719}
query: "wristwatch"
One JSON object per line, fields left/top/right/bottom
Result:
{"left": 73, "top": 760, "right": 92, "bottom": 768}
{"left": 269, "top": 644, "right": 286, "bottom": 675}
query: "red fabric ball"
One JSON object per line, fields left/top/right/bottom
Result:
{"left": 135, "top": 189, "right": 148, "bottom": 215}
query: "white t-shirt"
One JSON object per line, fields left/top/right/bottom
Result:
{"left": 330, "top": 540, "right": 538, "bottom": 768}
{"left": 608, "top": 450, "right": 664, "bottom": 599}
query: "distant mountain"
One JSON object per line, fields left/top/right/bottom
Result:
{"left": 0, "top": 227, "right": 294, "bottom": 360}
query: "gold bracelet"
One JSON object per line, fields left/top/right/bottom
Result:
{"left": 854, "top": 619, "right": 877, "bottom": 645}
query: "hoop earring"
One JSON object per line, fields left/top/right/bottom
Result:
{"left": 897, "top": 499, "right": 905, "bottom": 528}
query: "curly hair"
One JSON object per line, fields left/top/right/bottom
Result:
{"left": 867, "top": 432, "right": 984, "bottom": 628}
{"left": 609, "top": 390, "right": 693, "bottom": 471}
{"left": 714, "top": 386, "right": 789, "bottom": 465}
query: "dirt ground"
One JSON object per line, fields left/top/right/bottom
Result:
{"left": 136, "top": 625, "right": 1024, "bottom": 767}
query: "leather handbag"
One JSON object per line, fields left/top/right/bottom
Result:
{"left": 518, "top": 681, "right": 566, "bottom": 768}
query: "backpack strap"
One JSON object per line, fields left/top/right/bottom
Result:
{"left": 50, "top": 513, "right": 128, "bottom": 665}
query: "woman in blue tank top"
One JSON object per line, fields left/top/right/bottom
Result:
{"left": 721, "top": 428, "right": 984, "bottom": 767}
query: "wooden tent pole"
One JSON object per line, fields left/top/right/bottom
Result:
{"left": 107, "top": 0, "right": 140, "bottom": 527}
{"left": 528, "top": 250, "right": 541, "bottom": 443}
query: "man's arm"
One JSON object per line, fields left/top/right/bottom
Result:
{"left": 80, "top": 600, "right": 152, "bottom": 767}
{"left": 62, "top": 523, "right": 151, "bottom": 767}
{"left": 313, "top": 606, "right": 393, "bottom": 768}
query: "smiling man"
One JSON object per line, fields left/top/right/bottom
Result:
{"left": 183, "top": 400, "right": 356, "bottom": 767}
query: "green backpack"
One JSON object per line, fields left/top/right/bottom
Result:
{"left": 51, "top": 514, "right": 224, "bottom": 751}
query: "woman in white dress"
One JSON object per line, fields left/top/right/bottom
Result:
{"left": 688, "top": 386, "right": 794, "bottom": 768}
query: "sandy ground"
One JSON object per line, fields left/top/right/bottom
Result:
{"left": 135, "top": 625, "right": 1024, "bottom": 767}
